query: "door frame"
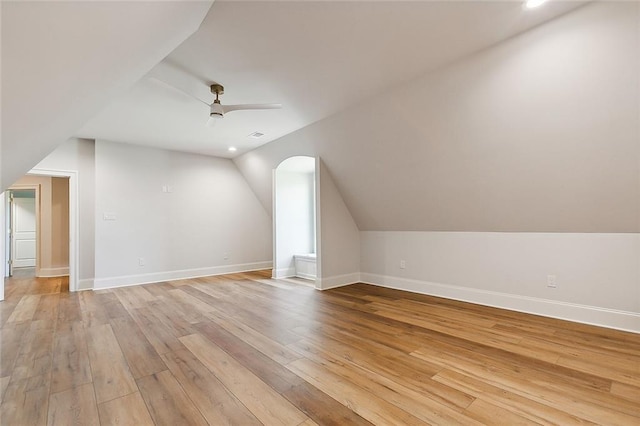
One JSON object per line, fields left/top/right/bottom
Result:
{"left": 6, "top": 185, "right": 40, "bottom": 276}
{"left": 0, "top": 168, "right": 78, "bottom": 298}
{"left": 30, "top": 169, "right": 78, "bottom": 292}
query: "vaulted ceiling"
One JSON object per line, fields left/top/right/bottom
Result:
{"left": 75, "top": 1, "right": 584, "bottom": 158}
{"left": 3, "top": 0, "right": 603, "bottom": 222}
{"left": 1, "top": 1, "right": 212, "bottom": 190}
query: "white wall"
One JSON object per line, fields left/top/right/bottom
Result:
{"left": 317, "top": 159, "right": 360, "bottom": 289}
{"left": 93, "top": 140, "right": 271, "bottom": 289}
{"left": 236, "top": 2, "right": 639, "bottom": 233}
{"left": 274, "top": 166, "right": 315, "bottom": 278}
{"left": 35, "top": 138, "right": 95, "bottom": 288}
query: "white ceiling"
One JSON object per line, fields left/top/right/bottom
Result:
{"left": 76, "top": 1, "right": 584, "bottom": 158}
{"left": 1, "top": 1, "right": 212, "bottom": 190}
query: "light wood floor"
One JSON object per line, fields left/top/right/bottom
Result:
{"left": 1, "top": 271, "right": 638, "bottom": 425}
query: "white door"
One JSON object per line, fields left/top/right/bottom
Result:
{"left": 11, "top": 195, "right": 36, "bottom": 268}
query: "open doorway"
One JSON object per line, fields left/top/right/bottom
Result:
{"left": 2, "top": 171, "right": 74, "bottom": 287}
{"left": 5, "top": 188, "right": 38, "bottom": 277}
{"left": 273, "top": 156, "right": 318, "bottom": 286}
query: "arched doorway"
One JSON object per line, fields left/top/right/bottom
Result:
{"left": 273, "top": 156, "right": 317, "bottom": 286}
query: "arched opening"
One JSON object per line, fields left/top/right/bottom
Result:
{"left": 273, "top": 156, "right": 317, "bottom": 286}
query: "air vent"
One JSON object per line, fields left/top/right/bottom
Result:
{"left": 249, "top": 132, "right": 264, "bottom": 138}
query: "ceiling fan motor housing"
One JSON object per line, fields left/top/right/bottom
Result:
{"left": 210, "top": 99, "right": 225, "bottom": 118}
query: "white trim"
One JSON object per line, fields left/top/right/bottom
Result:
{"left": 38, "top": 267, "right": 69, "bottom": 277}
{"left": 314, "top": 156, "right": 322, "bottom": 290}
{"left": 94, "top": 261, "right": 272, "bottom": 290}
{"left": 272, "top": 267, "right": 296, "bottom": 279}
{"left": 28, "top": 168, "right": 79, "bottom": 292}
{"left": 360, "top": 273, "right": 640, "bottom": 334}
{"left": 0, "top": 193, "right": 4, "bottom": 301}
{"left": 295, "top": 271, "right": 316, "bottom": 280}
{"left": 78, "top": 279, "right": 94, "bottom": 291}
{"left": 318, "top": 272, "right": 361, "bottom": 290}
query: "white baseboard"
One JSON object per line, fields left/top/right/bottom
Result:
{"left": 38, "top": 267, "right": 69, "bottom": 277}
{"left": 360, "top": 273, "right": 640, "bottom": 333}
{"left": 295, "top": 271, "right": 317, "bottom": 280}
{"left": 78, "top": 279, "right": 94, "bottom": 291}
{"left": 318, "top": 272, "right": 361, "bottom": 290}
{"left": 273, "top": 267, "right": 296, "bottom": 279}
{"left": 94, "top": 261, "right": 273, "bottom": 290}
{"left": 360, "top": 273, "right": 640, "bottom": 334}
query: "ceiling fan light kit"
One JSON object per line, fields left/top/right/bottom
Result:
{"left": 209, "top": 84, "right": 225, "bottom": 119}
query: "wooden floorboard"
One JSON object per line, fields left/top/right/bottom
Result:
{"left": 1, "top": 271, "right": 638, "bottom": 425}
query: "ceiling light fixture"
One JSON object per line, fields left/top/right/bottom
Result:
{"left": 525, "top": 0, "right": 548, "bottom": 9}
{"left": 209, "top": 86, "right": 225, "bottom": 120}
{"left": 228, "top": 147, "right": 237, "bottom": 152}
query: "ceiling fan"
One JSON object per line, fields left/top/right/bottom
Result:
{"left": 207, "top": 83, "right": 281, "bottom": 121}
{"left": 146, "top": 61, "right": 281, "bottom": 125}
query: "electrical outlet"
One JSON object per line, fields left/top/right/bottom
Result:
{"left": 400, "top": 260, "right": 406, "bottom": 269}
{"left": 547, "top": 274, "right": 557, "bottom": 288}
{"left": 224, "top": 252, "right": 229, "bottom": 260}
{"left": 138, "top": 257, "right": 145, "bottom": 267}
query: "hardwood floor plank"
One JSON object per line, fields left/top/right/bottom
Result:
{"left": 12, "top": 319, "right": 55, "bottom": 381}
{"left": 6, "top": 294, "right": 41, "bottom": 323}
{"left": 556, "top": 353, "right": 640, "bottom": 388}
{"left": 0, "top": 321, "right": 30, "bottom": 377}
{"left": 97, "top": 392, "right": 154, "bottom": 426}
{"left": 0, "top": 376, "right": 10, "bottom": 403}
{"left": 433, "top": 368, "right": 600, "bottom": 425}
{"left": 50, "top": 320, "right": 93, "bottom": 394}
{"left": 137, "top": 370, "right": 208, "bottom": 426}
{"left": 282, "top": 381, "right": 375, "bottom": 426}
{"left": 412, "top": 340, "right": 640, "bottom": 420}
{"left": 286, "top": 357, "right": 429, "bottom": 425}
{"left": 1, "top": 373, "right": 50, "bottom": 426}
{"left": 110, "top": 316, "right": 166, "bottom": 379}
{"left": 128, "top": 307, "right": 188, "bottom": 355}
{"left": 204, "top": 306, "right": 303, "bottom": 364}
{"left": 293, "top": 341, "right": 481, "bottom": 425}
{"left": 610, "top": 381, "right": 640, "bottom": 405}
{"left": 181, "top": 333, "right": 308, "bottom": 425}
{"left": 194, "top": 320, "right": 305, "bottom": 394}
{"left": 289, "top": 337, "right": 473, "bottom": 413}
{"left": 47, "top": 382, "right": 99, "bottom": 426}
{"left": 463, "top": 398, "right": 540, "bottom": 425}
{"left": 33, "top": 294, "right": 60, "bottom": 322}
{"left": 56, "top": 293, "right": 82, "bottom": 323}
{"left": 79, "top": 291, "right": 111, "bottom": 328}
{"left": 85, "top": 324, "right": 137, "bottom": 403}
{"left": 161, "top": 349, "right": 262, "bottom": 426}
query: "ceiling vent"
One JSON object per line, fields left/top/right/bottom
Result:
{"left": 249, "top": 132, "right": 265, "bottom": 138}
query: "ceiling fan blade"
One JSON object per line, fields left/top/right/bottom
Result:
{"left": 223, "top": 103, "right": 282, "bottom": 114}
{"left": 146, "top": 60, "right": 214, "bottom": 106}
{"left": 147, "top": 77, "right": 211, "bottom": 107}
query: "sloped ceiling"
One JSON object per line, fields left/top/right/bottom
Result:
{"left": 76, "top": 0, "right": 583, "bottom": 158}
{"left": 235, "top": 2, "right": 640, "bottom": 233}
{"left": 1, "top": 1, "right": 212, "bottom": 190}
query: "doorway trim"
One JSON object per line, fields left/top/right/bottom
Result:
{"left": 273, "top": 156, "right": 319, "bottom": 288}
{"left": 28, "top": 168, "right": 78, "bottom": 292}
